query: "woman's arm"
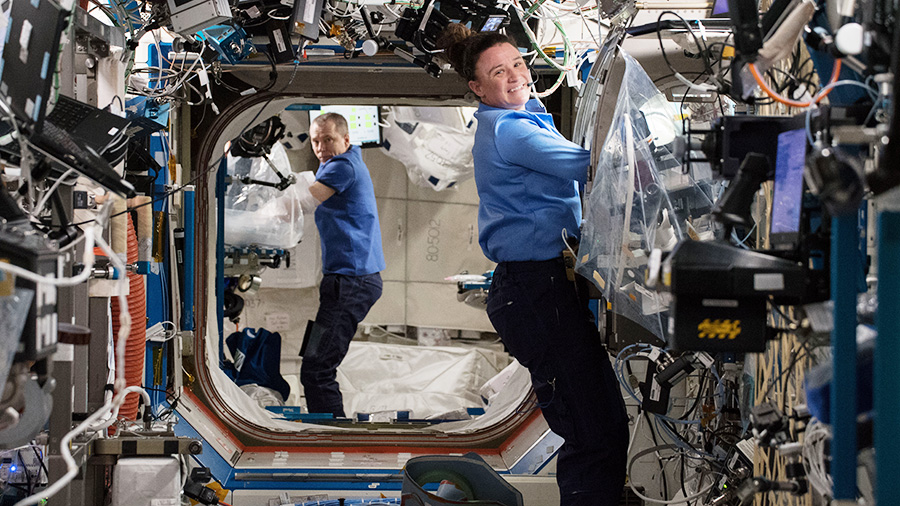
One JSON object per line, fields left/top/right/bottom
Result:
{"left": 495, "top": 114, "right": 591, "bottom": 183}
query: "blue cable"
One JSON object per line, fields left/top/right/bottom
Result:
{"left": 655, "top": 414, "right": 703, "bottom": 425}
{"left": 296, "top": 499, "right": 401, "bottom": 505}
{"left": 806, "top": 79, "right": 879, "bottom": 146}
{"left": 653, "top": 416, "right": 707, "bottom": 460}
{"left": 160, "top": 196, "right": 170, "bottom": 322}
{"left": 615, "top": 344, "right": 655, "bottom": 402}
{"left": 805, "top": 105, "right": 816, "bottom": 147}
{"left": 731, "top": 223, "right": 757, "bottom": 249}
{"left": 653, "top": 367, "right": 719, "bottom": 426}
{"left": 653, "top": 415, "right": 718, "bottom": 461}
{"left": 710, "top": 364, "right": 726, "bottom": 416}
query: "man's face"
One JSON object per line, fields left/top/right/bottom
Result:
{"left": 310, "top": 120, "right": 351, "bottom": 164}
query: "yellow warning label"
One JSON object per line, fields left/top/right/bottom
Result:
{"left": 592, "top": 271, "right": 606, "bottom": 290}
{"left": 0, "top": 258, "right": 13, "bottom": 297}
{"left": 697, "top": 319, "right": 741, "bottom": 340}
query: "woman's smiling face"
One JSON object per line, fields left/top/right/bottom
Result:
{"left": 468, "top": 43, "right": 531, "bottom": 111}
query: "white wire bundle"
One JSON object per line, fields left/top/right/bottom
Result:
{"left": 630, "top": 481, "right": 714, "bottom": 505}
{"left": 125, "top": 29, "right": 212, "bottom": 105}
{"left": 803, "top": 419, "right": 833, "bottom": 499}
{"left": 522, "top": 0, "right": 602, "bottom": 48}
{"left": 510, "top": 0, "right": 576, "bottom": 97}
{"left": 325, "top": 0, "right": 365, "bottom": 19}
{"left": 324, "top": 0, "right": 409, "bottom": 40}
{"left": 97, "top": 0, "right": 143, "bottom": 31}
{"left": 615, "top": 343, "right": 725, "bottom": 471}
{"left": 0, "top": 225, "right": 97, "bottom": 288}
{"left": 30, "top": 169, "right": 78, "bottom": 222}
{"left": 10, "top": 201, "right": 150, "bottom": 506}
{"left": 314, "top": 0, "right": 601, "bottom": 98}
{"left": 127, "top": 55, "right": 205, "bottom": 100}
{"left": 626, "top": 434, "right": 715, "bottom": 505}
{"left": 146, "top": 321, "right": 178, "bottom": 342}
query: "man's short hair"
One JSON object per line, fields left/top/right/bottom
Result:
{"left": 312, "top": 112, "right": 349, "bottom": 137}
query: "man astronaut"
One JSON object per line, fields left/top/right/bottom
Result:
{"left": 297, "top": 112, "right": 385, "bottom": 417}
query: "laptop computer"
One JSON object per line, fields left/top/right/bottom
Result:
{"left": 0, "top": 0, "right": 135, "bottom": 198}
{"left": 46, "top": 94, "right": 131, "bottom": 156}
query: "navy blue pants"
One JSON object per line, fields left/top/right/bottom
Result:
{"left": 487, "top": 258, "right": 628, "bottom": 506}
{"left": 301, "top": 272, "right": 383, "bottom": 417}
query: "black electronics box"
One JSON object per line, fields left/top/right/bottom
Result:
{"left": 669, "top": 295, "right": 768, "bottom": 352}
{"left": 266, "top": 19, "right": 295, "bottom": 63}
{"left": 662, "top": 240, "right": 799, "bottom": 352}
{"left": 0, "top": 220, "right": 60, "bottom": 360}
{"left": 639, "top": 360, "right": 671, "bottom": 414}
{"left": 708, "top": 115, "right": 805, "bottom": 179}
{"left": 664, "top": 240, "right": 806, "bottom": 301}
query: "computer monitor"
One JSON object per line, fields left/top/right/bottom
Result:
{"left": 309, "top": 106, "right": 382, "bottom": 148}
{"left": 770, "top": 128, "right": 806, "bottom": 250}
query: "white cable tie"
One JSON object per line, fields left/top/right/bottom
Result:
{"left": 695, "top": 19, "right": 708, "bottom": 42}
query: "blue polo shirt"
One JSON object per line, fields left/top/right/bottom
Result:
{"left": 314, "top": 145, "right": 386, "bottom": 275}
{"left": 473, "top": 99, "right": 591, "bottom": 263}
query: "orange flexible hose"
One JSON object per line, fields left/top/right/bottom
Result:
{"left": 109, "top": 215, "right": 146, "bottom": 422}
{"left": 748, "top": 58, "right": 843, "bottom": 108}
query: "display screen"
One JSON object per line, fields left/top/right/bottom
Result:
{"left": 711, "top": 0, "right": 729, "bottom": 16}
{"left": 481, "top": 16, "right": 505, "bottom": 32}
{"left": 771, "top": 129, "right": 806, "bottom": 235}
{"left": 309, "top": 105, "right": 382, "bottom": 147}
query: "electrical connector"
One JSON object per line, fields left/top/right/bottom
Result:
{"left": 184, "top": 467, "right": 218, "bottom": 505}
{"left": 183, "top": 480, "right": 219, "bottom": 505}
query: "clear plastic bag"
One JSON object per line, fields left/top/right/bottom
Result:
{"left": 381, "top": 106, "right": 477, "bottom": 191}
{"left": 239, "top": 383, "right": 286, "bottom": 408}
{"left": 576, "top": 51, "right": 718, "bottom": 339}
{"left": 224, "top": 141, "right": 305, "bottom": 249}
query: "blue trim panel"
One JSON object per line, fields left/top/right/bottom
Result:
{"left": 876, "top": 211, "right": 900, "bottom": 505}
{"left": 171, "top": 407, "right": 404, "bottom": 492}
{"left": 216, "top": 157, "right": 226, "bottom": 365}
{"left": 830, "top": 214, "right": 858, "bottom": 499}
{"left": 182, "top": 188, "right": 195, "bottom": 330}
{"left": 170, "top": 408, "right": 236, "bottom": 484}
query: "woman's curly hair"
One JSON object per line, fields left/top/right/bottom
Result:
{"left": 436, "top": 23, "right": 517, "bottom": 82}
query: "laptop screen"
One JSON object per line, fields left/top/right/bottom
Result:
{"left": 770, "top": 128, "right": 806, "bottom": 249}
{"left": 0, "top": 0, "right": 70, "bottom": 131}
{"left": 710, "top": 0, "right": 729, "bottom": 15}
